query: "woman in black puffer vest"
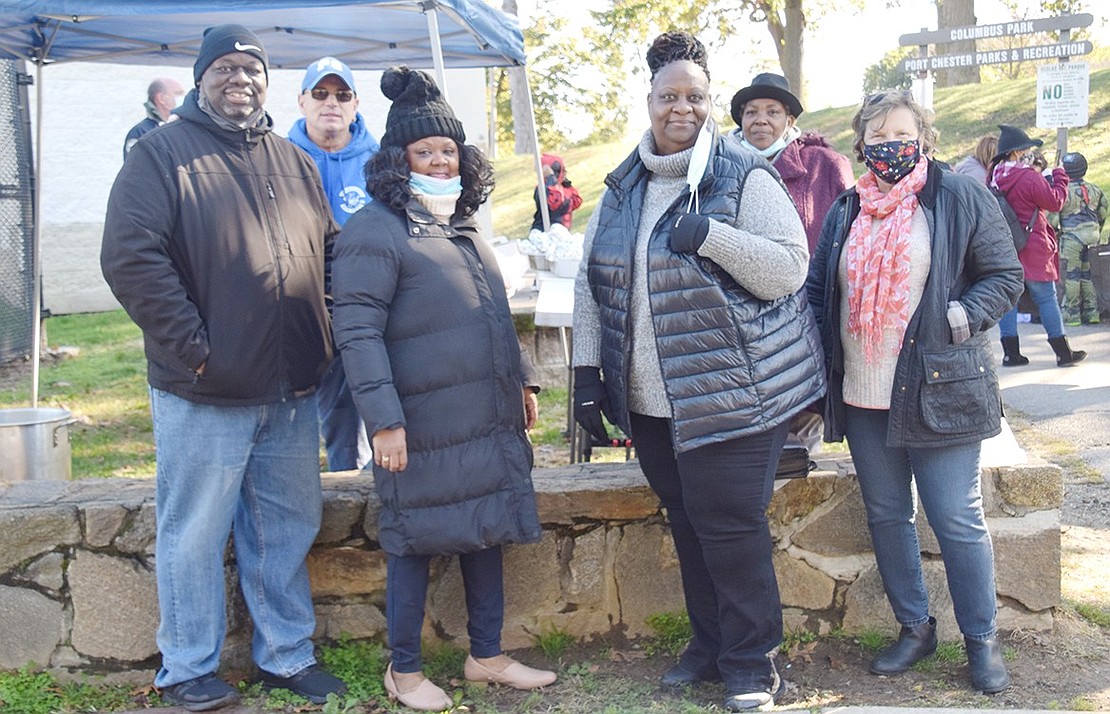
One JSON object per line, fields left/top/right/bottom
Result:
{"left": 571, "top": 32, "right": 825, "bottom": 712}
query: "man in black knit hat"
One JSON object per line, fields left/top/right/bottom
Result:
{"left": 101, "top": 24, "right": 346, "bottom": 710}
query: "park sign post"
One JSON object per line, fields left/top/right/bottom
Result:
{"left": 899, "top": 14, "right": 1094, "bottom": 74}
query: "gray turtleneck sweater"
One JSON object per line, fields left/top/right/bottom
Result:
{"left": 573, "top": 129, "right": 808, "bottom": 418}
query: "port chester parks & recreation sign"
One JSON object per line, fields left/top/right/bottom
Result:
{"left": 899, "top": 14, "right": 1093, "bottom": 73}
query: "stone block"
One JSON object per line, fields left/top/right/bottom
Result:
{"left": 996, "top": 605, "right": 1053, "bottom": 632}
{"left": 0, "top": 585, "right": 65, "bottom": 668}
{"left": 21, "top": 552, "right": 65, "bottom": 592}
{"left": 360, "top": 498, "right": 382, "bottom": 543}
{"left": 69, "top": 551, "right": 159, "bottom": 661}
{"left": 613, "top": 523, "right": 685, "bottom": 639}
{"left": 992, "top": 509, "right": 1060, "bottom": 612}
{"left": 768, "top": 475, "right": 836, "bottom": 528}
{"left": 774, "top": 550, "right": 835, "bottom": 611}
{"left": 307, "top": 547, "right": 386, "bottom": 598}
{"left": 842, "top": 562, "right": 959, "bottom": 639}
{"left": 790, "top": 479, "right": 872, "bottom": 556}
{"left": 83, "top": 504, "right": 128, "bottom": 547}
{"left": 0, "top": 507, "right": 82, "bottom": 571}
{"left": 317, "top": 490, "right": 366, "bottom": 544}
{"left": 560, "top": 526, "right": 609, "bottom": 605}
{"left": 314, "top": 602, "right": 387, "bottom": 641}
{"left": 995, "top": 464, "right": 1064, "bottom": 510}
{"left": 113, "top": 503, "right": 157, "bottom": 555}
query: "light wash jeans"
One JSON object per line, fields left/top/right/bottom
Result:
{"left": 150, "top": 388, "right": 323, "bottom": 687}
{"left": 998, "top": 279, "right": 1065, "bottom": 339}
{"left": 844, "top": 406, "right": 998, "bottom": 641}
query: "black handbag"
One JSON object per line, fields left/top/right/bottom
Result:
{"left": 774, "top": 443, "right": 816, "bottom": 480}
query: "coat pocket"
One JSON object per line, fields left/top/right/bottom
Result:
{"left": 919, "top": 347, "right": 997, "bottom": 434}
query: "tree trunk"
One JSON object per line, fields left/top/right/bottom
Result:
{"left": 934, "top": 0, "right": 980, "bottom": 87}
{"left": 502, "top": 0, "right": 535, "bottom": 154}
{"left": 759, "top": 0, "right": 806, "bottom": 107}
{"left": 783, "top": 0, "right": 805, "bottom": 106}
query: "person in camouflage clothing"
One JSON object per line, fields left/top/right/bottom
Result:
{"left": 1050, "top": 152, "right": 1108, "bottom": 325}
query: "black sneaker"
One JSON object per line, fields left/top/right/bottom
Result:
{"left": 160, "top": 674, "right": 240, "bottom": 712}
{"left": 258, "top": 664, "right": 347, "bottom": 704}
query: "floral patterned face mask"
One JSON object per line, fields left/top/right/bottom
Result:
{"left": 862, "top": 139, "right": 921, "bottom": 185}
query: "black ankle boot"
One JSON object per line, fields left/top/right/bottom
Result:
{"left": 1048, "top": 336, "right": 1087, "bottom": 366}
{"left": 870, "top": 616, "right": 937, "bottom": 675}
{"left": 965, "top": 636, "right": 1010, "bottom": 694}
{"left": 1000, "top": 336, "right": 1029, "bottom": 367}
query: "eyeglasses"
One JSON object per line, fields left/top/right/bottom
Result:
{"left": 308, "top": 88, "right": 355, "bottom": 103}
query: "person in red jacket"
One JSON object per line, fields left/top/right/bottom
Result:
{"left": 990, "top": 124, "right": 1086, "bottom": 367}
{"left": 531, "top": 153, "right": 583, "bottom": 230}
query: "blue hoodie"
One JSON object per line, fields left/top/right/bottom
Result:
{"left": 288, "top": 114, "right": 380, "bottom": 226}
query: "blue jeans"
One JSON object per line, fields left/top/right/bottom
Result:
{"left": 999, "top": 279, "right": 1065, "bottom": 339}
{"left": 316, "top": 357, "right": 369, "bottom": 471}
{"left": 630, "top": 413, "right": 789, "bottom": 693}
{"left": 150, "top": 388, "right": 323, "bottom": 687}
{"left": 387, "top": 547, "right": 504, "bottom": 672}
{"left": 844, "top": 406, "right": 998, "bottom": 640}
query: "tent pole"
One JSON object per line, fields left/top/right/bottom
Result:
{"left": 31, "top": 60, "right": 43, "bottom": 408}
{"left": 522, "top": 72, "right": 549, "bottom": 231}
{"left": 424, "top": 3, "right": 448, "bottom": 100}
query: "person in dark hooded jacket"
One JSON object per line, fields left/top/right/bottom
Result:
{"left": 332, "top": 66, "right": 555, "bottom": 711}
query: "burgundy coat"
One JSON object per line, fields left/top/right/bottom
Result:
{"left": 993, "top": 164, "right": 1069, "bottom": 282}
{"left": 774, "top": 133, "right": 855, "bottom": 254}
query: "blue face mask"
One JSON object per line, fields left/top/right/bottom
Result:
{"left": 409, "top": 173, "right": 462, "bottom": 196}
{"left": 738, "top": 134, "right": 787, "bottom": 159}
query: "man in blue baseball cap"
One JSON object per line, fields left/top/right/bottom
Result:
{"left": 288, "top": 56, "right": 381, "bottom": 473}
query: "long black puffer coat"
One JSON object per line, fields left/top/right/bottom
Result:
{"left": 332, "top": 198, "right": 542, "bottom": 556}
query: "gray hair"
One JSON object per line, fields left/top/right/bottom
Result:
{"left": 851, "top": 90, "right": 937, "bottom": 162}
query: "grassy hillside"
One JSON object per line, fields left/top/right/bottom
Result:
{"left": 493, "top": 65, "right": 1110, "bottom": 238}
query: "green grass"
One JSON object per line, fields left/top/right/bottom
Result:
{"left": 643, "top": 611, "right": 692, "bottom": 657}
{"left": 534, "top": 623, "right": 578, "bottom": 660}
{"left": 0, "top": 666, "right": 156, "bottom": 714}
{"left": 1070, "top": 600, "right": 1110, "bottom": 628}
{"left": 492, "top": 67, "right": 1110, "bottom": 238}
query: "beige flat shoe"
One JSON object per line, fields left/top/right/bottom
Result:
{"left": 464, "top": 654, "right": 557, "bottom": 690}
{"left": 383, "top": 663, "right": 452, "bottom": 711}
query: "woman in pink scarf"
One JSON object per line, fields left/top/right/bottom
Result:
{"left": 806, "top": 91, "right": 1023, "bottom": 695}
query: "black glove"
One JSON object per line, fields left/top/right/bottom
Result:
{"left": 670, "top": 213, "right": 710, "bottom": 253}
{"left": 573, "top": 366, "right": 611, "bottom": 444}
{"left": 562, "top": 178, "right": 573, "bottom": 187}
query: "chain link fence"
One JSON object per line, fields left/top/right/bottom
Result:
{"left": 0, "top": 59, "right": 34, "bottom": 364}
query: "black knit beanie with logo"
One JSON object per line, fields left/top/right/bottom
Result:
{"left": 379, "top": 66, "right": 466, "bottom": 148}
{"left": 193, "top": 24, "right": 269, "bottom": 85}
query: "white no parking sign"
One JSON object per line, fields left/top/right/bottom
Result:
{"left": 1036, "top": 61, "right": 1089, "bottom": 128}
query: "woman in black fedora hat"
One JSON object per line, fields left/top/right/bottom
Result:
{"left": 989, "top": 124, "right": 1086, "bottom": 367}
{"left": 728, "top": 72, "right": 854, "bottom": 254}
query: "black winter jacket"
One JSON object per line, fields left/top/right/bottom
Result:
{"left": 101, "top": 91, "right": 337, "bottom": 405}
{"left": 589, "top": 133, "right": 826, "bottom": 453}
{"left": 805, "top": 160, "right": 1024, "bottom": 447}
{"left": 332, "top": 198, "right": 542, "bottom": 557}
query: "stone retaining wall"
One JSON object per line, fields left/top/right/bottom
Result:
{"left": 0, "top": 457, "right": 1061, "bottom": 677}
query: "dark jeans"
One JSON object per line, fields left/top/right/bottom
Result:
{"left": 630, "top": 412, "right": 789, "bottom": 692}
{"left": 317, "top": 356, "right": 366, "bottom": 471}
{"left": 387, "top": 547, "right": 504, "bottom": 672}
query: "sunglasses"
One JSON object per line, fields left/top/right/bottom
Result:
{"left": 865, "top": 89, "right": 913, "bottom": 106}
{"left": 308, "top": 87, "right": 355, "bottom": 103}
